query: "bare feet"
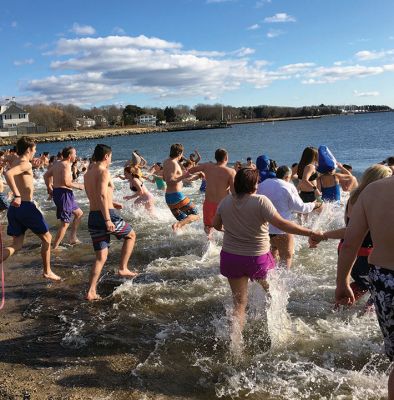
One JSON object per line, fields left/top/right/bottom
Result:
{"left": 43, "top": 271, "right": 62, "bottom": 281}
{"left": 118, "top": 269, "right": 138, "bottom": 278}
{"left": 172, "top": 222, "right": 181, "bottom": 232}
{"left": 86, "top": 292, "right": 102, "bottom": 301}
{"left": 69, "top": 238, "right": 82, "bottom": 246}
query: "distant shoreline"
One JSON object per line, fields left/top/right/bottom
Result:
{"left": 0, "top": 111, "right": 391, "bottom": 146}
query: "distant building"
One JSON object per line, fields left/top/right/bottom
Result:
{"left": 135, "top": 114, "right": 157, "bottom": 126}
{"left": 76, "top": 117, "right": 96, "bottom": 129}
{"left": 180, "top": 113, "right": 198, "bottom": 123}
{"left": 94, "top": 115, "right": 108, "bottom": 127}
{"left": 0, "top": 99, "right": 31, "bottom": 136}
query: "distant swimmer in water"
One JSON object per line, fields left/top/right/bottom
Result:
{"left": 44, "top": 146, "right": 84, "bottom": 249}
{"left": 84, "top": 144, "right": 137, "bottom": 301}
{"left": 189, "top": 148, "right": 236, "bottom": 239}
{"left": 121, "top": 166, "right": 155, "bottom": 215}
{"left": 213, "top": 168, "right": 324, "bottom": 344}
{"left": 2, "top": 137, "right": 61, "bottom": 281}
{"left": 163, "top": 144, "right": 199, "bottom": 231}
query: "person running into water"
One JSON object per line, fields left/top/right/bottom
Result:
{"left": 258, "top": 165, "right": 322, "bottom": 268}
{"left": 84, "top": 144, "right": 137, "bottom": 301}
{"left": 213, "top": 168, "right": 324, "bottom": 342}
{"left": 44, "top": 146, "right": 84, "bottom": 249}
{"left": 189, "top": 148, "right": 236, "bottom": 238}
{"left": 297, "top": 146, "right": 321, "bottom": 203}
{"left": 163, "top": 144, "right": 199, "bottom": 231}
{"left": 335, "top": 171, "right": 394, "bottom": 400}
{"left": 2, "top": 137, "right": 61, "bottom": 281}
{"left": 121, "top": 166, "right": 155, "bottom": 214}
{"left": 148, "top": 162, "right": 166, "bottom": 190}
{"left": 311, "top": 164, "right": 392, "bottom": 307}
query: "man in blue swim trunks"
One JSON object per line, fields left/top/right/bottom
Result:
{"left": 163, "top": 144, "right": 199, "bottom": 231}
{"left": 2, "top": 137, "right": 61, "bottom": 281}
{"left": 44, "top": 146, "right": 84, "bottom": 249}
{"left": 84, "top": 144, "right": 137, "bottom": 301}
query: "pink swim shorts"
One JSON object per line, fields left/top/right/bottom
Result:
{"left": 220, "top": 250, "right": 275, "bottom": 281}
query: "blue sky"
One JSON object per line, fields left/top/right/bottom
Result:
{"left": 1, "top": 0, "right": 394, "bottom": 108}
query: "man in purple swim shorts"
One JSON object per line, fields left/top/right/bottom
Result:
{"left": 45, "top": 146, "right": 84, "bottom": 249}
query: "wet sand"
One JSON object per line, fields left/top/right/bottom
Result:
{"left": 0, "top": 230, "right": 204, "bottom": 400}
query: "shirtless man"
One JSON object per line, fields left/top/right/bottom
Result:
{"left": 44, "top": 146, "right": 84, "bottom": 249}
{"left": 163, "top": 143, "right": 199, "bottom": 231}
{"left": 189, "top": 149, "right": 235, "bottom": 237}
{"left": 2, "top": 137, "right": 60, "bottom": 281}
{"left": 335, "top": 175, "right": 394, "bottom": 399}
{"left": 84, "top": 144, "right": 137, "bottom": 301}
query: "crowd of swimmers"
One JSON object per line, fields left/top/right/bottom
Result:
{"left": 1, "top": 137, "right": 394, "bottom": 397}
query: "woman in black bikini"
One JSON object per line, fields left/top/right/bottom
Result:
{"left": 297, "top": 147, "right": 321, "bottom": 203}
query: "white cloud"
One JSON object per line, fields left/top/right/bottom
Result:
{"left": 112, "top": 26, "right": 125, "bottom": 35}
{"left": 278, "top": 63, "right": 315, "bottom": 73}
{"left": 256, "top": 0, "right": 271, "bottom": 7}
{"left": 355, "top": 49, "right": 394, "bottom": 61}
{"left": 264, "top": 13, "right": 296, "bottom": 23}
{"left": 247, "top": 24, "right": 260, "bottom": 30}
{"left": 353, "top": 90, "right": 379, "bottom": 97}
{"left": 14, "top": 58, "right": 34, "bottom": 66}
{"left": 267, "top": 29, "right": 284, "bottom": 38}
{"left": 233, "top": 47, "right": 255, "bottom": 57}
{"left": 70, "top": 23, "right": 96, "bottom": 36}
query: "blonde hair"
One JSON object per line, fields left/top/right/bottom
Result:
{"left": 349, "top": 164, "right": 392, "bottom": 205}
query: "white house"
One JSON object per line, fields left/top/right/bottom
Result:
{"left": 0, "top": 100, "right": 29, "bottom": 129}
{"left": 76, "top": 117, "right": 96, "bottom": 129}
{"left": 180, "top": 113, "right": 198, "bottom": 123}
{"left": 135, "top": 114, "right": 157, "bottom": 126}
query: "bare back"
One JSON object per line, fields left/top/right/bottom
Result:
{"left": 163, "top": 158, "right": 183, "bottom": 193}
{"left": 52, "top": 160, "right": 72, "bottom": 189}
{"left": 84, "top": 163, "right": 114, "bottom": 211}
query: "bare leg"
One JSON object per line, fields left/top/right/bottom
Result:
{"left": 37, "top": 232, "right": 61, "bottom": 281}
{"left": 389, "top": 368, "right": 394, "bottom": 400}
{"left": 204, "top": 225, "right": 214, "bottom": 240}
{"left": 69, "top": 208, "right": 83, "bottom": 244}
{"left": 118, "top": 231, "right": 138, "bottom": 278}
{"left": 228, "top": 277, "right": 249, "bottom": 334}
{"left": 172, "top": 214, "right": 200, "bottom": 231}
{"left": 86, "top": 247, "right": 108, "bottom": 301}
{"left": 272, "top": 234, "right": 294, "bottom": 269}
{"left": 2, "top": 235, "right": 25, "bottom": 261}
{"left": 53, "top": 221, "right": 69, "bottom": 249}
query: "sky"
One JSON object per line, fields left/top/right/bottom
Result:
{"left": 1, "top": 0, "right": 394, "bottom": 108}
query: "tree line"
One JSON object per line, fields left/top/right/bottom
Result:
{"left": 23, "top": 102, "right": 392, "bottom": 132}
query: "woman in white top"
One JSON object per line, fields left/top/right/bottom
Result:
{"left": 213, "top": 168, "right": 324, "bottom": 337}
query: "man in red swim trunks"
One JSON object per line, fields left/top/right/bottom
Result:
{"left": 190, "top": 149, "right": 236, "bottom": 238}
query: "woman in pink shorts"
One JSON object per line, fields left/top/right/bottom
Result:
{"left": 213, "top": 168, "right": 323, "bottom": 335}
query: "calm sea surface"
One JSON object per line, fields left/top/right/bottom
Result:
{"left": 5, "top": 112, "right": 394, "bottom": 399}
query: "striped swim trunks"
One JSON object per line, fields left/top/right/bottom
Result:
{"left": 88, "top": 209, "right": 133, "bottom": 251}
{"left": 165, "top": 191, "right": 198, "bottom": 221}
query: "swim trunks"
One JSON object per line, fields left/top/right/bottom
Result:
{"left": 203, "top": 200, "right": 218, "bottom": 227}
{"left": 88, "top": 209, "right": 133, "bottom": 251}
{"left": 7, "top": 201, "right": 49, "bottom": 236}
{"left": 299, "top": 191, "right": 316, "bottom": 203}
{"left": 368, "top": 266, "right": 394, "bottom": 361}
{"left": 220, "top": 250, "right": 275, "bottom": 281}
{"left": 0, "top": 192, "right": 10, "bottom": 211}
{"left": 52, "top": 187, "right": 80, "bottom": 223}
{"left": 165, "top": 192, "right": 198, "bottom": 221}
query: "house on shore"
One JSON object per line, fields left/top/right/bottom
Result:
{"left": 0, "top": 99, "right": 31, "bottom": 137}
{"left": 76, "top": 117, "right": 96, "bottom": 129}
{"left": 135, "top": 114, "right": 157, "bottom": 126}
{"left": 180, "top": 113, "right": 198, "bottom": 123}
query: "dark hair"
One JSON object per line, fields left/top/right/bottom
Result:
{"left": 297, "top": 147, "right": 318, "bottom": 179}
{"left": 43, "top": 152, "right": 49, "bottom": 157}
{"left": 183, "top": 160, "right": 193, "bottom": 168}
{"left": 342, "top": 163, "right": 352, "bottom": 171}
{"left": 246, "top": 157, "right": 252, "bottom": 162}
{"left": 215, "top": 148, "right": 228, "bottom": 163}
{"left": 385, "top": 157, "right": 394, "bottom": 166}
{"left": 276, "top": 165, "right": 292, "bottom": 180}
{"left": 16, "top": 137, "right": 35, "bottom": 156}
{"left": 92, "top": 144, "right": 112, "bottom": 162}
{"left": 234, "top": 168, "right": 259, "bottom": 194}
{"left": 170, "top": 143, "right": 184, "bottom": 159}
{"left": 61, "top": 146, "right": 75, "bottom": 159}
{"left": 9, "top": 147, "right": 16, "bottom": 153}
{"left": 291, "top": 162, "right": 298, "bottom": 168}
{"left": 49, "top": 155, "right": 55, "bottom": 164}
{"left": 269, "top": 159, "right": 278, "bottom": 173}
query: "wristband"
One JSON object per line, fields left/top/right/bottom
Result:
{"left": 14, "top": 195, "right": 21, "bottom": 198}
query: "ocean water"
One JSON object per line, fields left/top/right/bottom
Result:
{"left": 5, "top": 112, "right": 394, "bottom": 399}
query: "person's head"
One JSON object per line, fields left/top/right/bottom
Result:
{"left": 234, "top": 168, "right": 259, "bottom": 195}
{"left": 153, "top": 162, "right": 162, "bottom": 172}
{"left": 298, "top": 146, "right": 318, "bottom": 178}
{"left": 233, "top": 161, "right": 242, "bottom": 171}
{"left": 170, "top": 143, "right": 184, "bottom": 159}
{"left": 61, "top": 146, "right": 76, "bottom": 162}
{"left": 269, "top": 159, "right": 278, "bottom": 173}
{"left": 246, "top": 157, "right": 252, "bottom": 165}
{"left": 16, "top": 137, "right": 36, "bottom": 159}
{"left": 349, "top": 164, "right": 392, "bottom": 205}
{"left": 342, "top": 163, "right": 352, "bottom": 172}
{"left": 56, "top": 151, "right": 62, "bottom": 160}
{"left": 131, "top": 151, "right": 141, "bottom": 166}
{"left": 276, "top": 165, "right": 292, "bottom": 181}
{"left": 92, "top": 144, "right": 112, "bottom": 165}
{"left": 183, "top": 159, "right": 193, "bottom": 170}
{"left": 189, "top": 153, "right": 196, "bottom": 162}
{"left": 43, "top": 152, "right": 49, "bottom": 157}
{"left": 9, "top": 147, "right": 16, "bottom": 154}
{"left": 49, "top": 155, "right": 55, "bottom": 164}
{"left": 215, "top": 148, "right": 228, "bottom": 164}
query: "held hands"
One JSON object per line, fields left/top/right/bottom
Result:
{"left": 308, "top": 231, "right": 326, "bottom": 248}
